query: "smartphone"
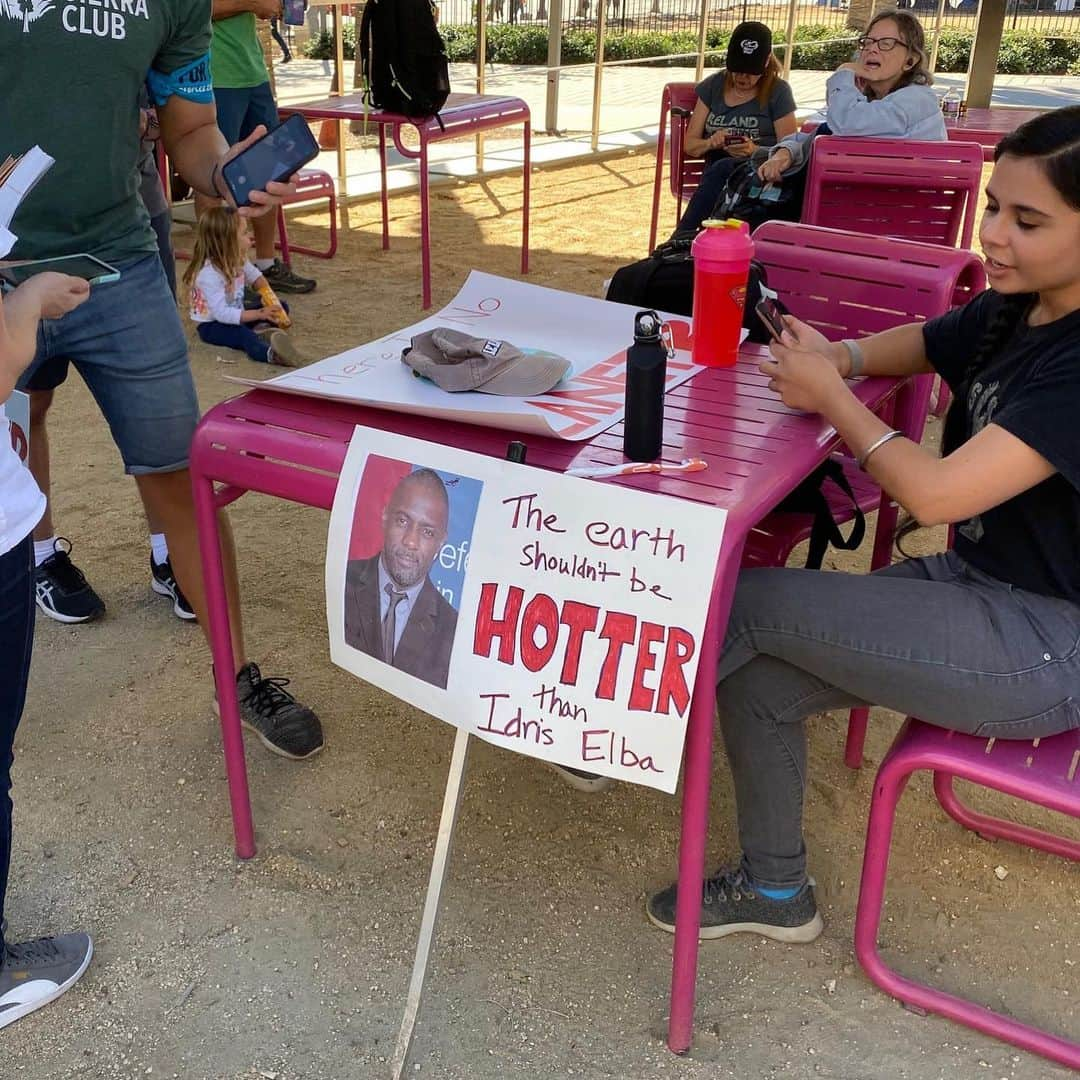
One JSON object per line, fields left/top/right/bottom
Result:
{"left": 220, "top": 113, "right": 319, "bottom": 208}
{"left": 755, "top": 297, "right": 787, "bottom": 342}
{"left": 723, "top": 131, "right": 747, "bottom": 146}
{"left": 0, "top": 253, "right": 120, "bottom": 287}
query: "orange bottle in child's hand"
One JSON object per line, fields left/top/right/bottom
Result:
{"left": 255, "top": 281, "right": 291, "bottom": 328}
{"left": 690, "top": 218, "right": 754, "bottom": 368}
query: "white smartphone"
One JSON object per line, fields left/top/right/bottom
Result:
{"left": 0, "top": 253, "right": 121, "bottom": 287}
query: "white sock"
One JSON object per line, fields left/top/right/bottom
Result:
{"left": 150, "top": 532, "right": 169, "bottom": 567}
{"left": 255, "top": 257, "right": 275, "bottom": 271}
{"left": 34, "top": 536, "right": 57, "bottom": 567}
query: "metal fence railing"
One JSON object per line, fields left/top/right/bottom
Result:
{"left": 303, "top": 0, "right": 1075, "bottom": 148}
{"left": 433, "top": 0, "right": 1078, "bottom": 35}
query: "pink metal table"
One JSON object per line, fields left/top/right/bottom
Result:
{"left": 190, "top": 352, "right": 901, "bottom": 1055}
{"left": 945, "top": 107, "right": 1048, "bottom": 161}
{"left": 278, "top": 92, "right": 531, "bottom": 309}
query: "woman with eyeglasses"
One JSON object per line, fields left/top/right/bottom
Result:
{"left": 758, "top": 8, "right": 945, "bottom": 185}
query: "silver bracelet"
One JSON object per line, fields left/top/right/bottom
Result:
{"left": 840, "top": 338, "right": 864, "bottom": 378}
{"left": 857, "top": 429, "right": 903, "bottom": 471}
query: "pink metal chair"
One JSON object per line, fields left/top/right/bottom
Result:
{"left": 856, "top": 718, "right": 1080, "bottom": 1070}
{"left": 275, "top": 167, "right": 338, "bottom": 265}
{"left": 802, "top": 136, "right": 984, "bottom": 250}
{"left": 648, "top": 82, "right": 705, "bottom": 252}
{"left": 742, "top": 222, "right": 986, "bottom": 767}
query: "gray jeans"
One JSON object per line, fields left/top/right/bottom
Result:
{"left": 717, "top": 550, "right": 1080, "bottom": 889}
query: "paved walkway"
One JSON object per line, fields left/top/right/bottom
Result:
{"left": 271, "top": 59, "right": 1079, "bottom": 199}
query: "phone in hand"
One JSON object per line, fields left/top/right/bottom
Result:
{"left": 0, "top": 253, "right": 120, "bottom": 287}
{"left": 723, "top": 130, "right": 747, "bottom": 146}
{"left": 220, "top": 113, "right": 319, "bottom": 208}
{"left": 755, "top": 297, "right": 787, "bottom": 342}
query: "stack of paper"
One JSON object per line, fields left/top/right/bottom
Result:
{"left": 0, "top": 145, "right": 54, "bottom": 259}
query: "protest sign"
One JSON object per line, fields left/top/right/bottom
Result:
{"left": 233, "top": 272, "right": 707, "bottom": 442}
{"left": 2, "top": 390, "right": 29, "bottom": 462}
{"left": 326, "top": 427, "right": 727, "bottom": 793}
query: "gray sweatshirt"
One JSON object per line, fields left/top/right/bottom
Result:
{"left": 773, "top": 68, "right": 948, "bottom": 170}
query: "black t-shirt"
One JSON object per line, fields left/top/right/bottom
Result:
{"left": 922, "top": 290, "right": 1080, "bottom": 604}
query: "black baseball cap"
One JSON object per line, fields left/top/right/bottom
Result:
{"left": 727, "top": 21, "right": 772, "bottom": 76}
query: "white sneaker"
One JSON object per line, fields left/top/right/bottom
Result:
{"left": 0, "top": 932, "right": 93, "bottom": 1030}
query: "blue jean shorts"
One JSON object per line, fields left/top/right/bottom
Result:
{"left": 214, "top": 81, "right": 280, "bottom": 145}
{"left": 18, "top": 254, "right": 199, "bottom": 476}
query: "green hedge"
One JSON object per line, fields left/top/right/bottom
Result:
{"left": 303, "top": 24, "right": 1080, "bottom": 75}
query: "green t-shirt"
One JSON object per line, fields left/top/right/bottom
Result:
{"left": 211, "top": 14, "right": 268, "bottom": 89}
{"left": 0, "top": 0, "right": 212, "bottom": 265}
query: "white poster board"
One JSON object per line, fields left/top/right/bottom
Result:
{"left": 326, "top": 427, "right": 727, "bottom": 793}
{"left": 1, "top": 390, "right": 30, "bottom": 462}
{"left": 232, "top": 271, "right": 703, "bottom": 442}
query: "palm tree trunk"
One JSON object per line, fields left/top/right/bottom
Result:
{"left": 846, "top": 0, "right": 874, "bottom": 32}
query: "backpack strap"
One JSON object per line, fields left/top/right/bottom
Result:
{"left": 802, "top": 459, "right": 867, "bottom": 570}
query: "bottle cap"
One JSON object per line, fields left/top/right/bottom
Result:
{"left": 634, "top": 310, "right": 662, "bottom": 341}
{"left": 700, "top": 218, "right": 745, "bottom": 230}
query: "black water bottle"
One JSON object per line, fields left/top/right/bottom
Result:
{"left": 623, "top": 310, "right": 667, "bottom": 462}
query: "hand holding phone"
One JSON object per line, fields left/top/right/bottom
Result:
{"left": 220, "top": 114, "right": 319, "bottom": 208}
{"left": 755, "top": 297, "right": 787, "bottom": 342}
{"left": 0, "top": 253, "right": 120, "bottom": 288}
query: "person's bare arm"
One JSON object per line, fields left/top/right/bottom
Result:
{"left": 778, "top": 316, "right": 934, "bottom": 380}
{"left": 157, "top": 95, "right": 295, "bottom": 216}
{"left": 0, "top": 274, "right": 90, "bottom": 397}
{"left": 212, "top": 0, "right": 280, "bottom": 20}
{"left": 760, "top": 328, "right": 1055, "bottom": 528}
{"left": 820, "top": 388, "right": 1053, "bottom": 527}
{"left": 683, "top": 101, "right": 719, "bottom": 160}
{"left": 772, "top": 112, "right": 798, "bottom": 141}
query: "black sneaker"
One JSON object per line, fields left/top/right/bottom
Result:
{"left": 646, "top": 865, "right": 823, "bottom": 943}
{"left": 34, "top": 539, "right": 105, "bottom": 624}
{"left": 236, "top": 662, "right": 324, "bottom": 760}
{"left": 0, "top": 932, "right": 93, "bottom": 1030}
{"left": 150, "top": 555, "right": 196, "bottom": 621}
{"left": 547, "top": 763, "right": 613, "bottom": 793}
{"left": 262, "top": 258, "right": 316, "bottom": 294}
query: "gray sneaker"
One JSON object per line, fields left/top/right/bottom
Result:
{"left": 267, "top": 330, "right": 304, "bottom": 368}
{"left": 0, "top": 933, "right": 93, "bottom": 1030}
{"left": 646, "top": 865, "right": 823, "bottom": 943}
{"left": 262, "top": 259, "right": 316, "bottom": 294}
{"left": 236, "top": 662, "right": 324, "bottom": 760}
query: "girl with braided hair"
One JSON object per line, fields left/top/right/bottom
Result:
{"left": 647, "top": 106, "right": 1080, "bottom": 944}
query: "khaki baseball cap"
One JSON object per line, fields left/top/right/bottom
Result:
{"left": 402, "top": 328, "right": 571, "bottom": 397}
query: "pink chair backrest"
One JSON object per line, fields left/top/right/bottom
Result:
{"left": 802, "top": 137, "right": 985, "bottom": 249}
{"left": 752, "top": 221, "right": 987, "bottom": 441}
{"left": 666, "top": 82, "right": 704, "bottom": 205}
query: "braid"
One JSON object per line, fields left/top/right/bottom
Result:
{"left": 941, "top": 293, "right": 1034, "bottom": 455}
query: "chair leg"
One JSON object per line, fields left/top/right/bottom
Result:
{"left": 856, "top": 747, "right": 1080, "bottom": 1071}
{"left": 845, "top": 708, "right": 869, "bottom": 770}
{"left": 933, "top": 772, "right": 1080, "bottom": 861}
{"left": 276, "top": 206, "right": 291, "bottom": 267}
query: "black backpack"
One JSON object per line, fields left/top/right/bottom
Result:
{"left": 606, "top": 244, "right": 776, "bottom": 346}
{"left": 359, "top": 0, "right": 450, "bottom": 120}
{"left": 713, "top": 158, "right": 806, "bottom": 234}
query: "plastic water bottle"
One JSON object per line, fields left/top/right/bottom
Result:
{"left": 690, "top": 218, "right": 755, "bottom": 368}
{"left": 623, "top": 310, "right": 667, "bottom": 462}
{"left": 941, "top": 87, "right": 961, "bottom": 120}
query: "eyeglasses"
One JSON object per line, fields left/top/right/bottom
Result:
{"left": 857, "top": 34, "right": 908, "bottom": 52}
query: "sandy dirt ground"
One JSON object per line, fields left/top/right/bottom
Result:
{"left": 7, "top": 152, "right": 1077, "bottom": 1080}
